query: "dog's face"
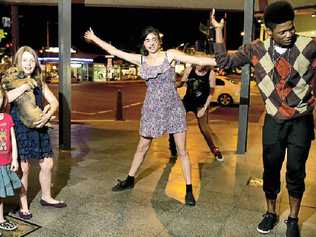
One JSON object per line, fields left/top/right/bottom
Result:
{"left": 6, "top": 67, "right": 19, "bottom": 76}
{"left": 3, "top": 67, "right": 25, "bottom": 82}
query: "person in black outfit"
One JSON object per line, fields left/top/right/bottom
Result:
{"left": 169, "top": 63, "right": 223, "bottom": 161}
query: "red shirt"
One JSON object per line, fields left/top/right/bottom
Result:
{"left": 0, "top": 113, "right": 14, "bottom": 165}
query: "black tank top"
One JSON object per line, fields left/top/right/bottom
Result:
{"left": 183, "top": 69, "right": 211, "bottom": 107}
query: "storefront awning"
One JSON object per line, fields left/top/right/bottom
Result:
{"left": 2, "top": 0, "right": 315, "bottom": 11}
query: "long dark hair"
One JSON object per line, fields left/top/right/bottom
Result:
{"left": 140, "top": 26, "right": 162, "bottom": 56}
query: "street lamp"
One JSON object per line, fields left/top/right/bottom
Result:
{"left": 176, "top": 43, "right": 185, "bottom": 49}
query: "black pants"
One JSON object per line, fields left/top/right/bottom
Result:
{"left": 169, "top": 100, "right": 216, "bottom": 155}
{"left": 262, "top": 114, "right": 314, "bottom": 199}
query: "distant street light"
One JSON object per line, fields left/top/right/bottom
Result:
{"left": 176, "top": 43, "right": 185, "bottom": 49}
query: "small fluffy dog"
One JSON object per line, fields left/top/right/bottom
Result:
{"left": 1, "top": 67, "right": 52, "bottom": 128}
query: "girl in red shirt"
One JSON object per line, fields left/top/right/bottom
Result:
{"left": 0, "top": 89, "right": 21, "bottom": 232}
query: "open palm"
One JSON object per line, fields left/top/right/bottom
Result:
{"left": 210, "top": 9, "right": 225, "bottom": 29}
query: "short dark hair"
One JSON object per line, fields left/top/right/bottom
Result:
{"left": 264, "top": 1, "right": 294, "bottom": 30}
{"left": 140, "top": 26, "right": 162, "bottom": 56}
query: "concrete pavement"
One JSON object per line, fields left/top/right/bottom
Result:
{"left": 3, "top": 117, "right": 316, "bottom": 237}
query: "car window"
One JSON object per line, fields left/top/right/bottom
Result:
{"left": 216, "top": 79, "right": 225, "bottom": 86}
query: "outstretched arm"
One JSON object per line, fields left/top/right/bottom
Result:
{"left": 211, "top": 9, "right": 251, "bottom": 69}
{"left": 167, "top": 49, "right": 216, "bottom": 66}
{"left": 84, "top": 28, "right": 141, "bottom": 66}
{"left": 210, "top": 9, "right": 225, "bottom": 44}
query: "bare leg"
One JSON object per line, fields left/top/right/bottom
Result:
{"left": 20, "top": 161, "right": 30, "bottom": 213}
{"left": 173, "top": 131, "right": 191, "bottom": 184}
{"left": 197, "top": 110, "right": 216, "bottom": 150}
{"left": 39, "top": 157, "right": 61, "bottom": 204}
{"left": 173, "top": 131, "right": 195, "bottom": 205}
{"left": 0, "top": 200, "right": 4, "bottom": 223}
{"left": 289, "top": 196, "right": 301, "bottom": 218}
{"left": 128, "top": 136, "right": 152, "bottom": 177}
{"left": 266, "top": 198, "right": 277, "bottom": 214}
{"left": 168, "top": 134, "right": 177, "bottom": 157}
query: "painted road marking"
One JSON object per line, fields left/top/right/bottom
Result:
{"left": 72, "top": 102, "right": 143, "bottom": 115}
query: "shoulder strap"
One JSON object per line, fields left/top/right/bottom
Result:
{"left": 165, "top": 51, "right": 174, "bottom": 65}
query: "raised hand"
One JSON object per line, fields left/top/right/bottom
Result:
{"left": 84, "top": 27, "right": 97, "bottom": 43}
{"left": 210, "top": 9, "right": 225, "bottom": 30}
{"left": 34, "top": 105, "right": 53, "bottom": 128}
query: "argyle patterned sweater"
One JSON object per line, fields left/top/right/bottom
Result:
{"left": 214, "top": 36, "right": 316, "bottom": 122}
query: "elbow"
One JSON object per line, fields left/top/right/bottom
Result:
{"left": 55, "top": 100, "right": 59, "bottom": 110}
{"left": 51, "top": 100, "right": 59, "bottom": 112}
{"left": 215, "top": 57, "right": 228, "bottom": 69}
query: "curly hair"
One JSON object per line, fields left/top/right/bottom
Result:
{"left": 264, "top": 1, "right": 294, "bottom": 30}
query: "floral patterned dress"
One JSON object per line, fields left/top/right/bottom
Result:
{"left": 139, "top": 54, "right": 186, "bottom": 138}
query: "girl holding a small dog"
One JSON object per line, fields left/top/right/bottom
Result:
{"left": 2, "top": 46, "right": 66, "bottom": 220}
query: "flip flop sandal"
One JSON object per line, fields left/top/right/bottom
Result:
{"left": 0, "top": 220, "right": 17, "bottom": 231}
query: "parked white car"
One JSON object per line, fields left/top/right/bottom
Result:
{"left": 177, "top": 75, "right": 256, "bottom": 106}
{"left": 211, "top": 76, "right": 241, "bottom": 106}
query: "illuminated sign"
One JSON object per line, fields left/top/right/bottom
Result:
{"left": 0, "top": 29, "right": 7, "bottom": 42}
{"left": 38, "top": 57, "right": 93, "bottom": 63}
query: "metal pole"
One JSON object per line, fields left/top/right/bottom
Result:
{"left": 46, "top": 21, "right": 50, "bottom": 48}
{"left": 115, "top": 89, "right": 124, "bottom": 121}
{"left": 58, "top": 0, "right": 71, "bottom": 150}
{"left": 236, "top": 0, "right": 254, "bottom": 154}
{"left": 10, "top": 5, "right": 19, "bottom": 56}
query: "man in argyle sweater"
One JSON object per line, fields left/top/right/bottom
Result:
{"left": 212, "top": 1, "right": 316, "bottom": 237}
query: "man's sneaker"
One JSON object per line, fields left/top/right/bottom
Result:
{"left": 256, "top": 212, "right": 278, "bottom": 234}
{"left": 211, "top": 147, "right": 224, "bottom": 162}
{"left": 285, "top": 218, "right": 300, "bottom": 237}
{"left": 112, "top": 179, "right": 134, "bottom": 192}
{"left": 185, "top": 192, "right": 196, "bottom": 206}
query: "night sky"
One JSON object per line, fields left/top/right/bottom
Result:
{"left": 0, "top": 4, "right": 245, "bottom": 55}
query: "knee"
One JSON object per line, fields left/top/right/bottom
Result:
{"left": 40, "top": 158, "right": 54, "bottom": 172}
{"left": 21, "top": 162, "right": 30, "bottom": 175}
{"left": 177, "top": 148, "right": 187, "bottom": 158}
{"left": 136, "top": 143, "right": 150, "bottom": 154}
